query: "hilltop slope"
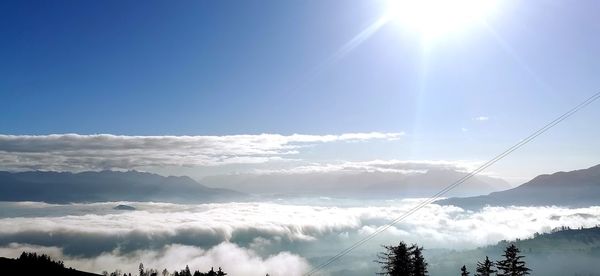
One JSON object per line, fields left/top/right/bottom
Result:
{"left": 436, "top": 164, "right": 600, "bottom": 208}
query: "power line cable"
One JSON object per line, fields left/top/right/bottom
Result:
{"left": 305, "top": 91, "right": 600, "bottom": 275}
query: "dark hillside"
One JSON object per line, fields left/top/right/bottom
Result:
{"left": 437, "top": 164, "right": 600, "bottom": 208}
{"left": 0, "top": 252, "right": 101, "bottom": 276}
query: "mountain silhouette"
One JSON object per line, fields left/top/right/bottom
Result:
{"left": 202, "top": 169, "right": 510, "bottom": 198}
{"left": 0, "top": 170, "right": 244, "bottom": 204}
{"left": 436, "top": 164, "right": 600, "bottom": 208}
{"left": 113, "top": 204, "right": 136, "bottom": 210}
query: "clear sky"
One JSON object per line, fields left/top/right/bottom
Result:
{"left": 1, "top": 0, "right": 599, "bottom": 182}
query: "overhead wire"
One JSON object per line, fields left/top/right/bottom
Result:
{"left": 306, "top": 91, "right": 600, "bottom": 275}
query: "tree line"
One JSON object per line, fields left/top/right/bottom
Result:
{"left": 7, "top": 252, "right": 270, "bottom": 276}
{"left": 103, "top": 263, "right": 228, "bottom": 276}
{"left": 9, "top": 245, "right": 532, "bottom": 276}
{"left": 377, "top": 241, "right": 531, "bottom": 276}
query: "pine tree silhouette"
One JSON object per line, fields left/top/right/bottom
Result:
{"left": 376, "top": 241, "right": 415, "bottom": 275}
{"left": 475, "top": 256, "right": 496, "bottom": 276}
{"left": 496, "top": 244, "right": 531, "bottom": 276}
{"left": 411, "top": 246, "right": 428, "bottom": 276}
{"left": 182, "top": 265, "right": 192, "bottom": 276}
{"left": 460, "top": 265, "right": 470, "bottom": 276}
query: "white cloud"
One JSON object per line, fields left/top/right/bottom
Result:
{"left": 253, "top": 159, "right": 482, "bottom": 175}
{"left": 1, "top": 201, "right": 599, "bottom": 251}
{"left": 1, "top": 201, "right": 600, "bottom": 274}
{"left": 473, "top": 116, "right": 489, "bottom": 121}
{"left": 0, "top": 133, "right": 403, "bottom": 172}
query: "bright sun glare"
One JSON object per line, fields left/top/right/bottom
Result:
{"left": 384, "top": 0, "right": 498, "bottom": 39}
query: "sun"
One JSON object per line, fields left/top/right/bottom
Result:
{"left": 384, "top": 0, "right": 498, "bottom": 39}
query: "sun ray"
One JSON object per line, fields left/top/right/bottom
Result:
{"left": 330, "top": 16, "right": 390, "bottom": 62}
{"left": 482, "top": 22, "right": 554, "bottom": 92}
{"left": 283, "top": 17, "right": 390, "bottom": 94}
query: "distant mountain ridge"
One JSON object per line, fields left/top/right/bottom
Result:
{"left": 202, "top": 169, "right": 511, "bottom": 198}
{"left": 0, "top": 170, "right": 244, "bottom": 203}
{"left": 436, "top": 164, "right": 600, "bottom": 208}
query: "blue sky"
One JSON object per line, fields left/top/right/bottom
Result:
{"left": 1, "top": 0, "right": 599, "bottom": 181}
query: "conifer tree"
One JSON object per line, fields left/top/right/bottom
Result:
{"left": 139, "top": 263, "right": 145, "bottom": 276}
{"left": 376, "top": 241, "right": 415, "bottom": 276}
{"left": 496, "top": 244, "right": 531, "bottom": 276}
{"left": 475, "top": 256, "right": 496, "bottom": 276}
{"left": 411, "top": 246, "right": 428, "bottom": 276}
{"left": 460, "top": 265, "right": 470, "bottom": 276}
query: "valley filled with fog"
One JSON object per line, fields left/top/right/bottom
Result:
{"left": 3, "top": 0, "right": 600, "bottom": 274}
{"left": 2, "top": 198, "right": 600, "bottom": 275}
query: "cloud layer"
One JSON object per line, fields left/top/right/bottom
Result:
{"left": 1, "top": 200, "right": 600, "bottom": 274}
{"left": 0, "top": 133, "right": 402, "bottom": 171}
{"left": 252, "top": 159, "right": 482, "bottom": 175}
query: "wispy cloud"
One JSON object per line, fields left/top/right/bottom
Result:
{"left": 253, "top": 160, "right": 482, "bottom": 175}
{"left": 200, "top": 160, "right": 505, "bottom": 196}
{"left": 473, "top": 116, "right": 489, "bottom": 121}
{"left": 0, "top": 133, "right": 403, "bottom": 172}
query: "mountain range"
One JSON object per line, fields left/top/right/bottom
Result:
{"left": 1, "top": 164, "right": 599, "bottom": 205}
{"left": 0, "top": 170, "right": 243, "bottom": 204}
{"left": 436, "top": 164, "right": 600, "bottom": 208}
{"left": 201, "top": 169, "right": 511, "bottom": 198}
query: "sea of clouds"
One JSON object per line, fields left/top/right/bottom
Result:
{"left": 1, "top": 199, "right": 600, "bottom": 275}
